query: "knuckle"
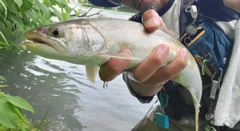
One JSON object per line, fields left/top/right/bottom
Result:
{"left": 143, "top": 9, "right": 154, "bottom": 18}
{"left": 150, "top": 56, "right": 164, "bottom": 66}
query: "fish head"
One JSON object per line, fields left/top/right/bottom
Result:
{"left": 24, "top": 19, "right": 105, "bottom": 63}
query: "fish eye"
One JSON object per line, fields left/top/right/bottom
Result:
{"left": 49, "top": 27, "right": 64, "bottom": 37}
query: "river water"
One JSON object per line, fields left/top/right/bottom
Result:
{"left": 0, "top": 8, "right": 155, "bottom": 131}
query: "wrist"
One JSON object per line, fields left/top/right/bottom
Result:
{"left": 123, "top": 72, "right": 164, "bottom": 97}
{"left": 126, "top": 72, "right": 164, "bottom": 88}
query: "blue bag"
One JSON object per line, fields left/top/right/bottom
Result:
{"left": 180, "top": 20, "right": 233, "bottom": 81}
{"left": 158, "top": 20, "right": 234, "bottom": 121}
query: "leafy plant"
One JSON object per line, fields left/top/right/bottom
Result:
{"left": 0, "top": 0, "right": 82, "bottom": 51}
{"left": 0, "top": 0, "right": 85, "bottom": 130}
{"left": 0, "top": 75, "right": 35, "bottom": 130}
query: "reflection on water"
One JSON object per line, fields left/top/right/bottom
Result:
{"left": 0, "top": 50, "right": 153, "bottom": 131}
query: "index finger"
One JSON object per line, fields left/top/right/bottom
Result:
{"left": 99, "top": 49, "right": 132, "bottom": 81}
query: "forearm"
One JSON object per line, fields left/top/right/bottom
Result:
{"left": 224, "top": 0, "right": 240, "bottom": 13}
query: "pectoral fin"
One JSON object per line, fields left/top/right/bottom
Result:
{"left": 85, "top": 66, "right": 100, "bottom": 83}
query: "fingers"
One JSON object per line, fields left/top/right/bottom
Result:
{"left": 133, "top": 46, "right": 188, "bottom": 86}
{"left": 144, "top": 48, "right": 188, "bottom": 85}
{"left": 142, "top": 9, "right": 166, "bottom": 32}
{"left": 99, "top": 9, "right": 187, "bottom": 86}
{"left": 132, "top": 44, "right": 170, "bottom": 82}
{"left": 99, "top": 49, "right": 132, "bottom": 81}
{"left": 99, "top": 45, "right": 188, "bottom": 87}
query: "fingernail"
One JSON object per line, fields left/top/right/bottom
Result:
{"left": 156, "top": 44, "right": 169, "bottom": 57}
{"left": 179, "top": 48, "right": 187, "bottom": 60}
{"left": 145, "top": 18, "right": 159, "bottom": 27}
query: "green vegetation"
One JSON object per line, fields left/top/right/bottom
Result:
{"left": 0, "top": 0, "right": 135, "bottom": 52}
{"left": 0, "top": 0, "right": 136, "bottom": 130}
{"left": 0, "top": 0, "right": 84, "bottom": 130}
{"left": 0, "top": 0, "right": 83, "bottom": 52}
{"left": 0, "top": 76, "right": 35, "bottom": 131}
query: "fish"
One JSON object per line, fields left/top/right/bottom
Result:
{"left": 23, "top": 17, "right": 202, "bottom": 131}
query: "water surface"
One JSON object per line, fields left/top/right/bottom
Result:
{"left": 0, "top": 8, "right": 156, "bottom": 131}
{"left": 0, "top": 50, "right": 154, "bottom": 131}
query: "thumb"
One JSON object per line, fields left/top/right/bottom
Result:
{"left": 142, "top": 9, "right": 166, "bottom": 32}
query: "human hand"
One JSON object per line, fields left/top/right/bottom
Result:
{"left": 99, "top": 10, "right": 187, "bottom": 95}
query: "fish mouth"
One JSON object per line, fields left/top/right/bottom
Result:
{"left": 24, "top": 32, "right": 52, "bottom": 47}
{"left": 23, "top": 32, "right": 67, "bottom": 53}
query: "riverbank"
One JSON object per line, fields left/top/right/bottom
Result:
{"left": 68, "top": 1, "right": 136, "bottom": 19}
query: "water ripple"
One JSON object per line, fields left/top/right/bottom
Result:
{"left": 0, "top": 50, "right": 153, "bottom": 131}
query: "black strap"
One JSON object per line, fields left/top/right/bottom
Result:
{"left": 197, "top": 43, "right": 222, "bottom": 76}
{"left": 159, "top": 81, "right": 185, "bottom": 120}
